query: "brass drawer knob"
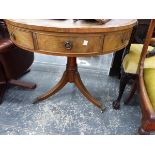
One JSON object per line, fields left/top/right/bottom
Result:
{"left": 64, "top": 41, "right": 73, "bottom": 50}
{"left": 11, "top": 32, "right": 16, "bottom": 40}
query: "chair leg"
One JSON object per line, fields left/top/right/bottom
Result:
{"left": 9, "top": 79, "right": 36, "bottom": 89}
{"left": 8, "top": 69, "right": 36, "bottom": 89}
{"left": 138, "top": 118, "right": 150, "bottom": 135}
{"left": 0, "top": 68, "right": 36, "bottom": 104}
{"left": 113, "top": 73, "right": 130, "bottom": 110}
{"left": 138, "top": 126, "right": 150, "bottom": 135}
{"left": 124, "top": 80, "right": 137, "bottom": 105}
{"left": 0, "top": 84, "right": 7, "bottom": 104}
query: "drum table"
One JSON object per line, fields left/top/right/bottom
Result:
{"left": 5, "top": 19, "right": 137, "bottom": 112}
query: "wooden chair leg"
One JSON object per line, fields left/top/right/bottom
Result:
{"left": 138, "top": 118, "right": 150, "bottom": 135}
{"left": 138, "top": 126, "right": 150, "bottom": 135}
{"left": 0, "top": 84, "right": 7, "bottom": 104}
{"left": 9, "top": 79, "right": 36, "bottom": 89}
{"left": 124, "top": 80, "right": 137, "bottom": 105}
{"left": 113, "top": 73, "right": 130, "bottom": 110}
{"left": 8, "top": 68, "right": 36, "bottom": 89}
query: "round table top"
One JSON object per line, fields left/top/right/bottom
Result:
{"left": 5, "top": 19, "right": 137, "bottom": 33}
{"left": 5, "top": 19, "right": 137, "bottom": 57}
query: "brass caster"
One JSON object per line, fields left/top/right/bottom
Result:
{"left": 32, "top": 98, "right": 39, "bottom": 104}
{"left": 100, "top": 106, "right": 106, "bottom": 113}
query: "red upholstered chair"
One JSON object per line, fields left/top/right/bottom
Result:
{"left": 0, "top": 20, "right": 36, "bottom": 104}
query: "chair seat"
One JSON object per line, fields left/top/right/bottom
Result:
{"left": 144, "top": 68, "right": 155, "bottom": 110}
{"left": 123, "top": 44, "right": 154, "bottom": 74}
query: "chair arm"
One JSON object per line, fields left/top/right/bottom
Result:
{"left": 0, "top": 39, "right": 14, "bottom": 53}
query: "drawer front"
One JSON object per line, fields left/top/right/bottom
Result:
{"left": 103, "top": 29, "right": 132, "bottom": 52}
{"left": 36, "top": 33, "right": 103, "bottom": 54}
{"left": 7, "top": 25, "right": 34, "bottom": 50}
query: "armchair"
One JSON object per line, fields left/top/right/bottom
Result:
{"left": 139, "top": 20, "right": 155, "bottom": 134}
{"left": 113, "top": 21, "right": 155, "bottom": 110}
{"left": 0, "top": 20, "right": 36, "bottom": 104}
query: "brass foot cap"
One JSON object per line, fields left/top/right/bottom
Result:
{"left": 32, "top": 98, "right": 39, "bottom": 104}
{"left": 100, "top": 106, "right": 106, "bottom": 113}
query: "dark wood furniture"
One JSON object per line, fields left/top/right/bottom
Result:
{"left": 139, "top": 20, "right": 155, "bottom": 134}
{"left": 109, "top": 19, "right": 155, "bottom": 78}
{"left": 112, "top": 20, "right": 155, "bottom": 110}
{"left": 0, "top": 20, "right": 36, "bottom": 104}
{"left": 5, "top": 19, "right": 137, "bottom": 111}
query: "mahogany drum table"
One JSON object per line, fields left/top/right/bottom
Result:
{"left": 5, "top": 19, "right": 137, "bottom": 112}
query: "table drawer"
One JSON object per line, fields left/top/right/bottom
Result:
{"left": 36, "top": 33, "right": 104, "bottom": 54}
{"left": 103, "top": 29, "right": 132, "bottom": 52}
{"left": 7, "top": 25, "right": 34, "bottom": 50}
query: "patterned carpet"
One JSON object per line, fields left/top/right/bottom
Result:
{"left": 0, "top": 61, "right": 141, "bottom": 135}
